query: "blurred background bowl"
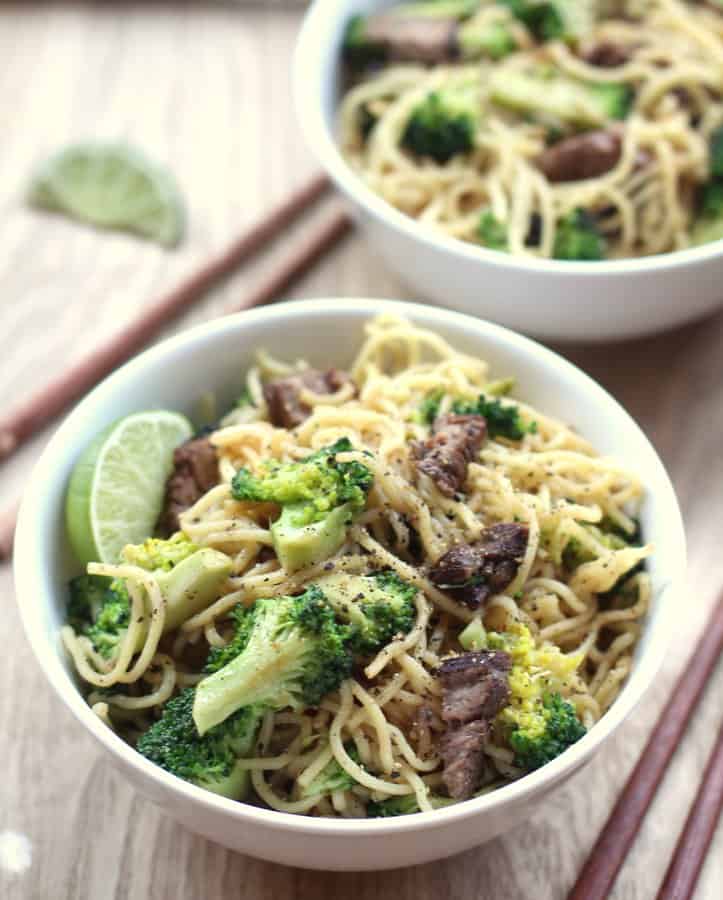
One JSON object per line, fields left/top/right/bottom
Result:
{"left": 294, "top": 0, "right": 723, "bottom": 342}
{"left": 14, "top": 298, "right": 685, "bottom": 870}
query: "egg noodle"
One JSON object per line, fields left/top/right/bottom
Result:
{"left": 339, "top": 0, "right": 723, "bottom": 259}
{"left": 63, "top": 314, "right": 652, "bottom": 816}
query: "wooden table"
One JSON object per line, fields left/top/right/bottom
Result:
{"left": 1, "top": 3, "right": 721, "bottom": 898}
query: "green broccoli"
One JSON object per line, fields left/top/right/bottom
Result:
{"left": 367, "top": 793, "right": 455, "bottom": 816}
{"left": 300, "top": 744, "right": 361, "bottom": 798}
{"left": 67, "top": 537, "right": 232, "bottom": 659}
{"left": 120, "top": 532, "right": 198, "bottom": 572}
{"left": 499, "top": 0, "right": 597, "bottom": 43}
{"left": 691, "top": 133, "right": 723, "bottom": 246}
{"left": 562, "top": 522, "right": 631, "bottom": 570}
{"left": 234, "top": 385, "right": 254, "bottom": 409}
{"left": 137, "top": 688, "right": 262, "bottom": 800}
{"left": 457, "top": 18, "right": 517, "bottom": 60}
{"left": 710, "top": 125, "right": 723, "bottom": 178}
{"left": 393, "top": 0, "right": 480, "bottom": 17}
{"left": 415, "top": 389, "right": 445, "bottom": 425}
{"left": 477, "top": 209, "right": 509, "bottom": 251}
{"left": 231, "top": 438, "right": 373, "bottom": 573}
{"left": 553, "top": 209, "right": 605, "bottom": 261}
{"left": 486, "top": 622, "right": 586, "bottom": 770}
{"left": 508, "top": 692, "right": 586, "bottom": 770}
{"left": 342, "top": 15, "right": 387, "bottom": 68}
{"left": 489, "top": 67, "right": 632, "bottom": 128}
{"left": 451, "top": 393, "right": 536, "bottom": 440}
{"left": 68, "top": 574, "right": 130, "bottom": 659}
{"left": 315, "top": 571, "right": 418, "bottom": 655}
{"left": 402, "top": 87, "right": 480, "bottom": 163}
{"left": 193, "top": 586, "right": 353, "bottom": 735}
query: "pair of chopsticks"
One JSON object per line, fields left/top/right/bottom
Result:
{"left": 0, "top": 172, "right": 352, "bottom": 560}
{"left": 569, "top": 591, "right": 723, "bottom": 900}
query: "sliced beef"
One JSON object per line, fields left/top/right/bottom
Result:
{"left": 537, "top": 128, "right": 623, "bottom": 183}
{"left": 437, "top": 650, "right": 511, "bottom": 799}
{"left": 364, "top": 15, "right": 459, "bottom": 65}
{"left": 263, "top": 368, "right": 353, "bottom": 429}
{"left": 440, "top": 721, "right": 489, "bottom": 800}
{"left": 438, "top": 651, "right": 511, "bottom": 725}
{"left": 413, "top": 413, "right": 487, "bottom": 497}
{"left": 580, "top": 41, "right": 631, "bottom": 68}
{"left": 157, "top": 437, "right": 219, "bottom": 535}
{"left": 429, "top": 522, "right": 529, "bottom": 609}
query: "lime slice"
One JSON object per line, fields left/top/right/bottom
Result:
{"left": 65, "top": 410, "right": 194, "bottom": 565}
{"left": 28, "top": 143, "right": 185, "bottom": 247}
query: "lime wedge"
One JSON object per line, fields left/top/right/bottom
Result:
{"left": 65, "top": 410, "right": 194, "bottom": 565}
{"left": 28, "top": 143, "right": 185, "bottom": 247}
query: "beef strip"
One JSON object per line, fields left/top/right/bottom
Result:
{"left": 580, "top": 41, "right": 631, "bottom": 68}
{"left": 263, "top": 368, "right": 353, "bottom": 429}
{"left": 157, "top": 437, "right": 219, "bottom": 536}
{"left": 437, "top": 650, "right": 511, "bottom": 799}
{"left": 429, "top": 522, "right": 529, "bottom": 609}
{"left": 364, "top": 15, "right": 459, "bottom": 65}
{"left": 413, "top": 413, "right": 487, "bottom": 497}
{"left": 537, "top": 128, "right": 623, "bottom": 183}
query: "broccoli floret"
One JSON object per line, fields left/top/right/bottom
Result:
{"left": 300, "top": 744, "right": 361, "bottom": 798}
{"left": 394, "top": 0, "right": 480, "bottom": 17}
{"left": 553, "top": 209, "right": 605, "bottom": 261}
{"left": 234, "top": 386, "right": 254, "bottom": 409}
{"left": 489, "top": 68, "right": 632, "bottom": 128}
{"left": 193, "top": 586, "right": 353, "bottom": 735}
{"left": 415, "top": 389, "right": 445, "bottom": 425}
{"left": 402, "top": 88, "right": 479, "bottom": 163}
{"left": 562, "top": 521, "right": 633, "bottom": 570}
{"left": 692, "top": 178, "right": 723, "bottom": 247}
{"left": 457, "top": 18, "right": 517, "bottom": 60}
{"left": 710, "top": 125, "right": 723, "bottom": 178}
{"left": 508, "top": 692, "right": 586, "bottom": 771}
{"left": 367, "top": 793, "right": 454, "bottom": 816}
{"left": 231, "top": 438, "right": 373, "bottom": 573}
{"left": 137, "top": 688, "right": 262, "bottom": 799}
{"left": 499, "top": 0, "right": 597, "bottom": 43}
{"left": 451, "top": 393, "right": 536, "bottom": 440}
{"left": 486, "top": 622, "right": 586, "bottom": 770}
{"left": 477, "top": 209, "right": 509, "bottom": 251}
{"left": 68, "top": 575, "right": 131, "bottom": 659}
{"left": 67, "top": 544, "right": 232, "bottom": 659}
{"left": 120, "top": 532, "right": 198, "bottom": 572}
{"left": 316, "top": 571, "right": 417, "bottom": 655}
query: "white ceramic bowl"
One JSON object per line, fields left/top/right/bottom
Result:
{"left": 294, "top": 0, "right": 723, "bottom": 341}
{"left": 14, "top": 299, "right": 685, "bottom": 870}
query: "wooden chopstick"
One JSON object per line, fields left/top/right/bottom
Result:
{"left": 569, "top": 592, "right": 723, "bottom": 900}
{"left": 0, "top": 205, "right": 352, "bottom": 563}
{"left": 0, "top": 171, "right": 331, "bottom": 464}
{"left": 655, "top": 720, "right": 723, "bottom": 900}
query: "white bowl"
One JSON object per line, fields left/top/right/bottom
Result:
{"left": 294, "top": 0, "right": 723, "bottom": 341}
{"left": 14, "top": 298, "right": 685, "bottom": 870}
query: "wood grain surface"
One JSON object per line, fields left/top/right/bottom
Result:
{"left": 1, "top": 3, "right": 721, "bottom": 899}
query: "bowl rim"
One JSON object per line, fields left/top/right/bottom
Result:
{"left": 14, "top": 297, "right": 686, "bottom": 837}
{"left": 293, "top": 0, "right": 723, "bottom": 277}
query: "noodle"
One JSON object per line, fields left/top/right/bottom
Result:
{"left": 339, "top": 0, "right": 723, "bottom": 259}
{"left": 64, "top": 313, "right": 653, "bottom": 817}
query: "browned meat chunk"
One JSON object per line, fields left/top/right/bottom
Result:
{"left": 438, "top": 651, "right": 511, "bottom": 725}
{"left": 429, "top": 522, "right": 529, "bottom": 608}
{"left": 413, "top": 413, "right": 487, "bottom": 497}
{"left": 438, "top": 650, "right": 511, "bottom": 799}
{"left": 263, "top": 368, "right": 353, "bottom": 429}
{"left": 581, "top": 41, "right": 631, "bottom": 68}
{"left": 537, "top": 129, "right": 623, "bottom": 183}
{"left": 364, "top": 15, "right": 458, "bottom": 64}
{"left": 440, "top": 721, "right": 489, "bottom": 801}
{"left": 157, "top": 437, "right": 219, "bottom": 536}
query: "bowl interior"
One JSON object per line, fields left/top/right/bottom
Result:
{"left": 14, "top": 298, "right": 684, "bottom": 832}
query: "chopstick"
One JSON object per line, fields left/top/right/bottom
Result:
{"left": 0, "top": 171, "right": 331, "bottom": 464}
{"left": 0, "top": 203, "right": 352, "bottom": 563}
{"left": 655, "top": 720, "right": 723, "bottom": 900}
{"left": 568, "top": 592, "right": 723, "bottom": 900}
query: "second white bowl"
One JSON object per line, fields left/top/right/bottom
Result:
{"left": 294, "top": 0, "right": 723, "bottom": 341}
